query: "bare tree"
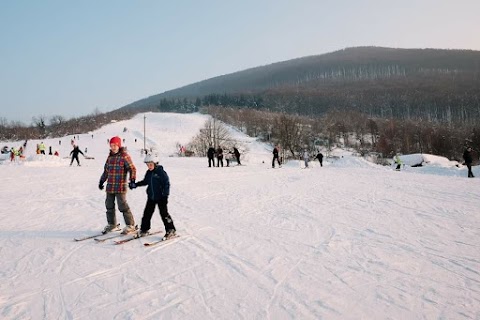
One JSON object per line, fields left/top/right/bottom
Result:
{"left": 32, "top": 115, "right": 47, "bottom": 136}
{"left": 187, "top": 118, "right": 232, "bottom": 156}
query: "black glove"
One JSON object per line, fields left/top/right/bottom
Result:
{"left": 128, "top": 181, "right": 136, "bottom": 189}
{"left": 99, "top": 182, "right": 104, "bottom": 190}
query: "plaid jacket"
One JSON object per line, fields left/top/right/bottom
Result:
{"left": 99, "top": 148, "right": 136, "bottom": 193}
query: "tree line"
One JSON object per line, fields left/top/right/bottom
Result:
{"left": 2, "top": 106, "right": 478, "bottom": 164}
{"left": 202, "top": 106, "right": 480, "bottom": 163}
{"left": 0, "top": 109, "right": 136, "bottom": 141}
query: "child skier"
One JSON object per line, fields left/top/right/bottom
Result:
{"left": 130, "top": 154, "right": 176, "bottom": 239}
{"left": 98, "top": 136, "right": 137, "bottom": 235}
{"left": 70, "top": 145, "right": 84, "bottom": 166}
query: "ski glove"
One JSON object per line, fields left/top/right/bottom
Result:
{"left": 128, "top": 181, "right": 137, "bottom": 189}
{"left": 99, "top": 182, "right": 104, "bottom": 190}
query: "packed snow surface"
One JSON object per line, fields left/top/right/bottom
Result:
{"left": 0, "top": 113, "right": 479, "bottom": 319}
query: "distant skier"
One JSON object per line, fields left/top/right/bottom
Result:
{"left": 233, "top": 147, "right": 241, "bottom": 165}
{"left": 10, "top": 147, "right": 16, "bottom": 161}
{"left": 70, "top": 145, "right": 85, "bottom": 166}
{"left": 38, "top": 142, "right": 46, "bottom": 155}
{"left": 272, "top": 145, "right": 281, "bottom": 168}
{"left": 98, "top": 136, "right": 137, "bottom": 235}
{"left": 216, "top": 146, "right": 224, "bottom": 167}
{"left": 394, "top": 154, "right": 403, "bottom": 171}
{"left": 303, "top": 149, "right": 310, "bottom": 168}
{"left": 130, "top": 154, "right": 176, "bottom": 239}
{"left": 225, "top": 149, "right": 232, "bottom": 167}
{"left": 207, "top": 146, "right": 215, "bottom": 167}
{"left": 315, "top": 152, "right": 324, "bottom": 167}
{"left": 463, "top": 146, "right": 475, "bottom": 178}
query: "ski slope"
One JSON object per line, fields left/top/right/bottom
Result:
{"left": 0, "top": 113, "right": 479, "bottom": 319}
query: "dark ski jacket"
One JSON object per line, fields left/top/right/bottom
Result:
{"left": 217, "top": 147, "right": 223, "bottom": 158}
{"left": 315, "top": 153, "right": 323, "bottom": 160}
{"left": 273, "top": 147, "right": 279, "bottom": 157}
{"left": 233, "top": 148, "right": 240, "bottom": 158}
{"left": 463, "top": 149, "right": 473, "bottom": 164}
{"left": 70, "top": 146, "right": 84, "bottom": 157}
{"left": 136, "top": 165, "right": 170, "bottom": 201}
{"left": 207, "top": 147, "right": 215, "bottom": 159}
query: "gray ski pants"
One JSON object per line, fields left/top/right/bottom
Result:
{"left": 105, "top": 193, "right": 135, "bottom": 226}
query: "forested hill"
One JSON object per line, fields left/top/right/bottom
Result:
{"left": 120, "top": 47, "right": 480, "bottom": 124}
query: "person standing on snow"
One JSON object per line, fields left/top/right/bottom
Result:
{"left": 38, "top": 142, "right": 46, "bottom": 155}
{"left": 394, "top": 154, "right": 403, "bottom": 171}
{"left": 303, "top": 149, "right": 310, "bottom": 168}
{"left": 233, "top": 147, "right": 241, "bottom": 165}
{"left": 70, "top": 145, "right": 85, "bottom": 166}
{"left": 10, "top": 147, "right": 16, "bottom": 161}
{"left": 130, "top": 154, "right": 176, "bottom": 239}
{"left": 272, "top": 145, "right": 281, "bottom": 168}
{"left": 98, "top": 136, "right": 137, "bottom": 235}
{"left": 207, "top": 146, "right": 215, "bottom": 167}
{"left": 216, "top": 146, "right": 224, "bottom": 167}
{"left": 463, "top": 146, "right": 475, "bottom": 178}
{"left": 225, "top": 149, "right": 232, "bottom": 167}
{"left": 315, "top": 152, "right": 324, "bottom": 167}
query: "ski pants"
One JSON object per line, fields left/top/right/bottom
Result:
{"left": 141, "top": 197, "right": 176, "bottom": 233}
{"left": 466, "top": 163, "right": 474, "bottom": 177}
{"left": 70, "top": 154, "right": 80, "bottom": 165}
{"left": 217, "top": 156, "right": 223, "bottom": 167}
{"left": 208, "top": 157, "right": 215, "bottom": 167}
{"left": 105, "top": 193, "right": 135, "bottom": 226}
{"left": 272, "top": 155, "right": 281, "bottom": 167}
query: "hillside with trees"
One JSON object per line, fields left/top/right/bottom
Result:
{"left": 119, "top": 46, "right": 480, "bottom": 124}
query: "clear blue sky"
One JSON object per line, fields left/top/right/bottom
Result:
{"left": 1, "top": 0, "right": 479, "bottom": 124}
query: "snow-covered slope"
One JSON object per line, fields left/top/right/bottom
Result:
{"left": 0, "top": 113, "right": 479, "bottom": 319}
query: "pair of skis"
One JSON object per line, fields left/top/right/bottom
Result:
{"left": 74, "top": 229, "right": 179, "bottom": 247}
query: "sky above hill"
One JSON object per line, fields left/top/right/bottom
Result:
{"left": 1, "top": 0, "right": 479, "bottom": 124}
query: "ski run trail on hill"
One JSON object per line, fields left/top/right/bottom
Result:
{"left": 0, "top": 112, "right": 479, "bottom": 319}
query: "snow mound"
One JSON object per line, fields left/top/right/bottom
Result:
{"left": 398, "top": 153, "right": 460, "bottom": 168}
{"left": 24, "top": 155, "right": 68, "bottom": 167}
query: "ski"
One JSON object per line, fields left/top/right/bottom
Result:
{"left": 73, "top": 224, "right": 120, "bottom": 241}
{"left": 94, "top": 232, "right": 125, "bottom": 242}
{"left": 144, "top": 234, "right": 180, "bottom": 247}
{"left": 74, "top": 233, "right": 106, "bottom": 242}
{"left": 113, "top": 230, "right": 163, "bottom": 245}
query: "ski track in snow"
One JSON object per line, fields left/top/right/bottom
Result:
{"left": 0, "top": 112, "right": 479, "bottom": 319}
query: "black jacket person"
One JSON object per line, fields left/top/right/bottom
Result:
{"left": 70, "top": 145, "right": 84, "bottom": 166}
{"left": 463, "top": 147, "right": 475, "bottom": 178}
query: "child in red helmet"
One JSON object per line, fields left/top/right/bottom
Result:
{"left": 98, "top": 136, "right": 137, "bottom": 234}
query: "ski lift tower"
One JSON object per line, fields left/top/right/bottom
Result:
{"left": 143, "top": 114, "right": 146, "bottom": 154}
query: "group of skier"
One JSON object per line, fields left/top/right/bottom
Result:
{"left": 207, "top": 146, "right": 241, "bottom": 167}
{"left": 272, "top": 145, "right": 323, "bottom": 168}
{"left": 98, "top": 136, "right": 176, "bottom": 239}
